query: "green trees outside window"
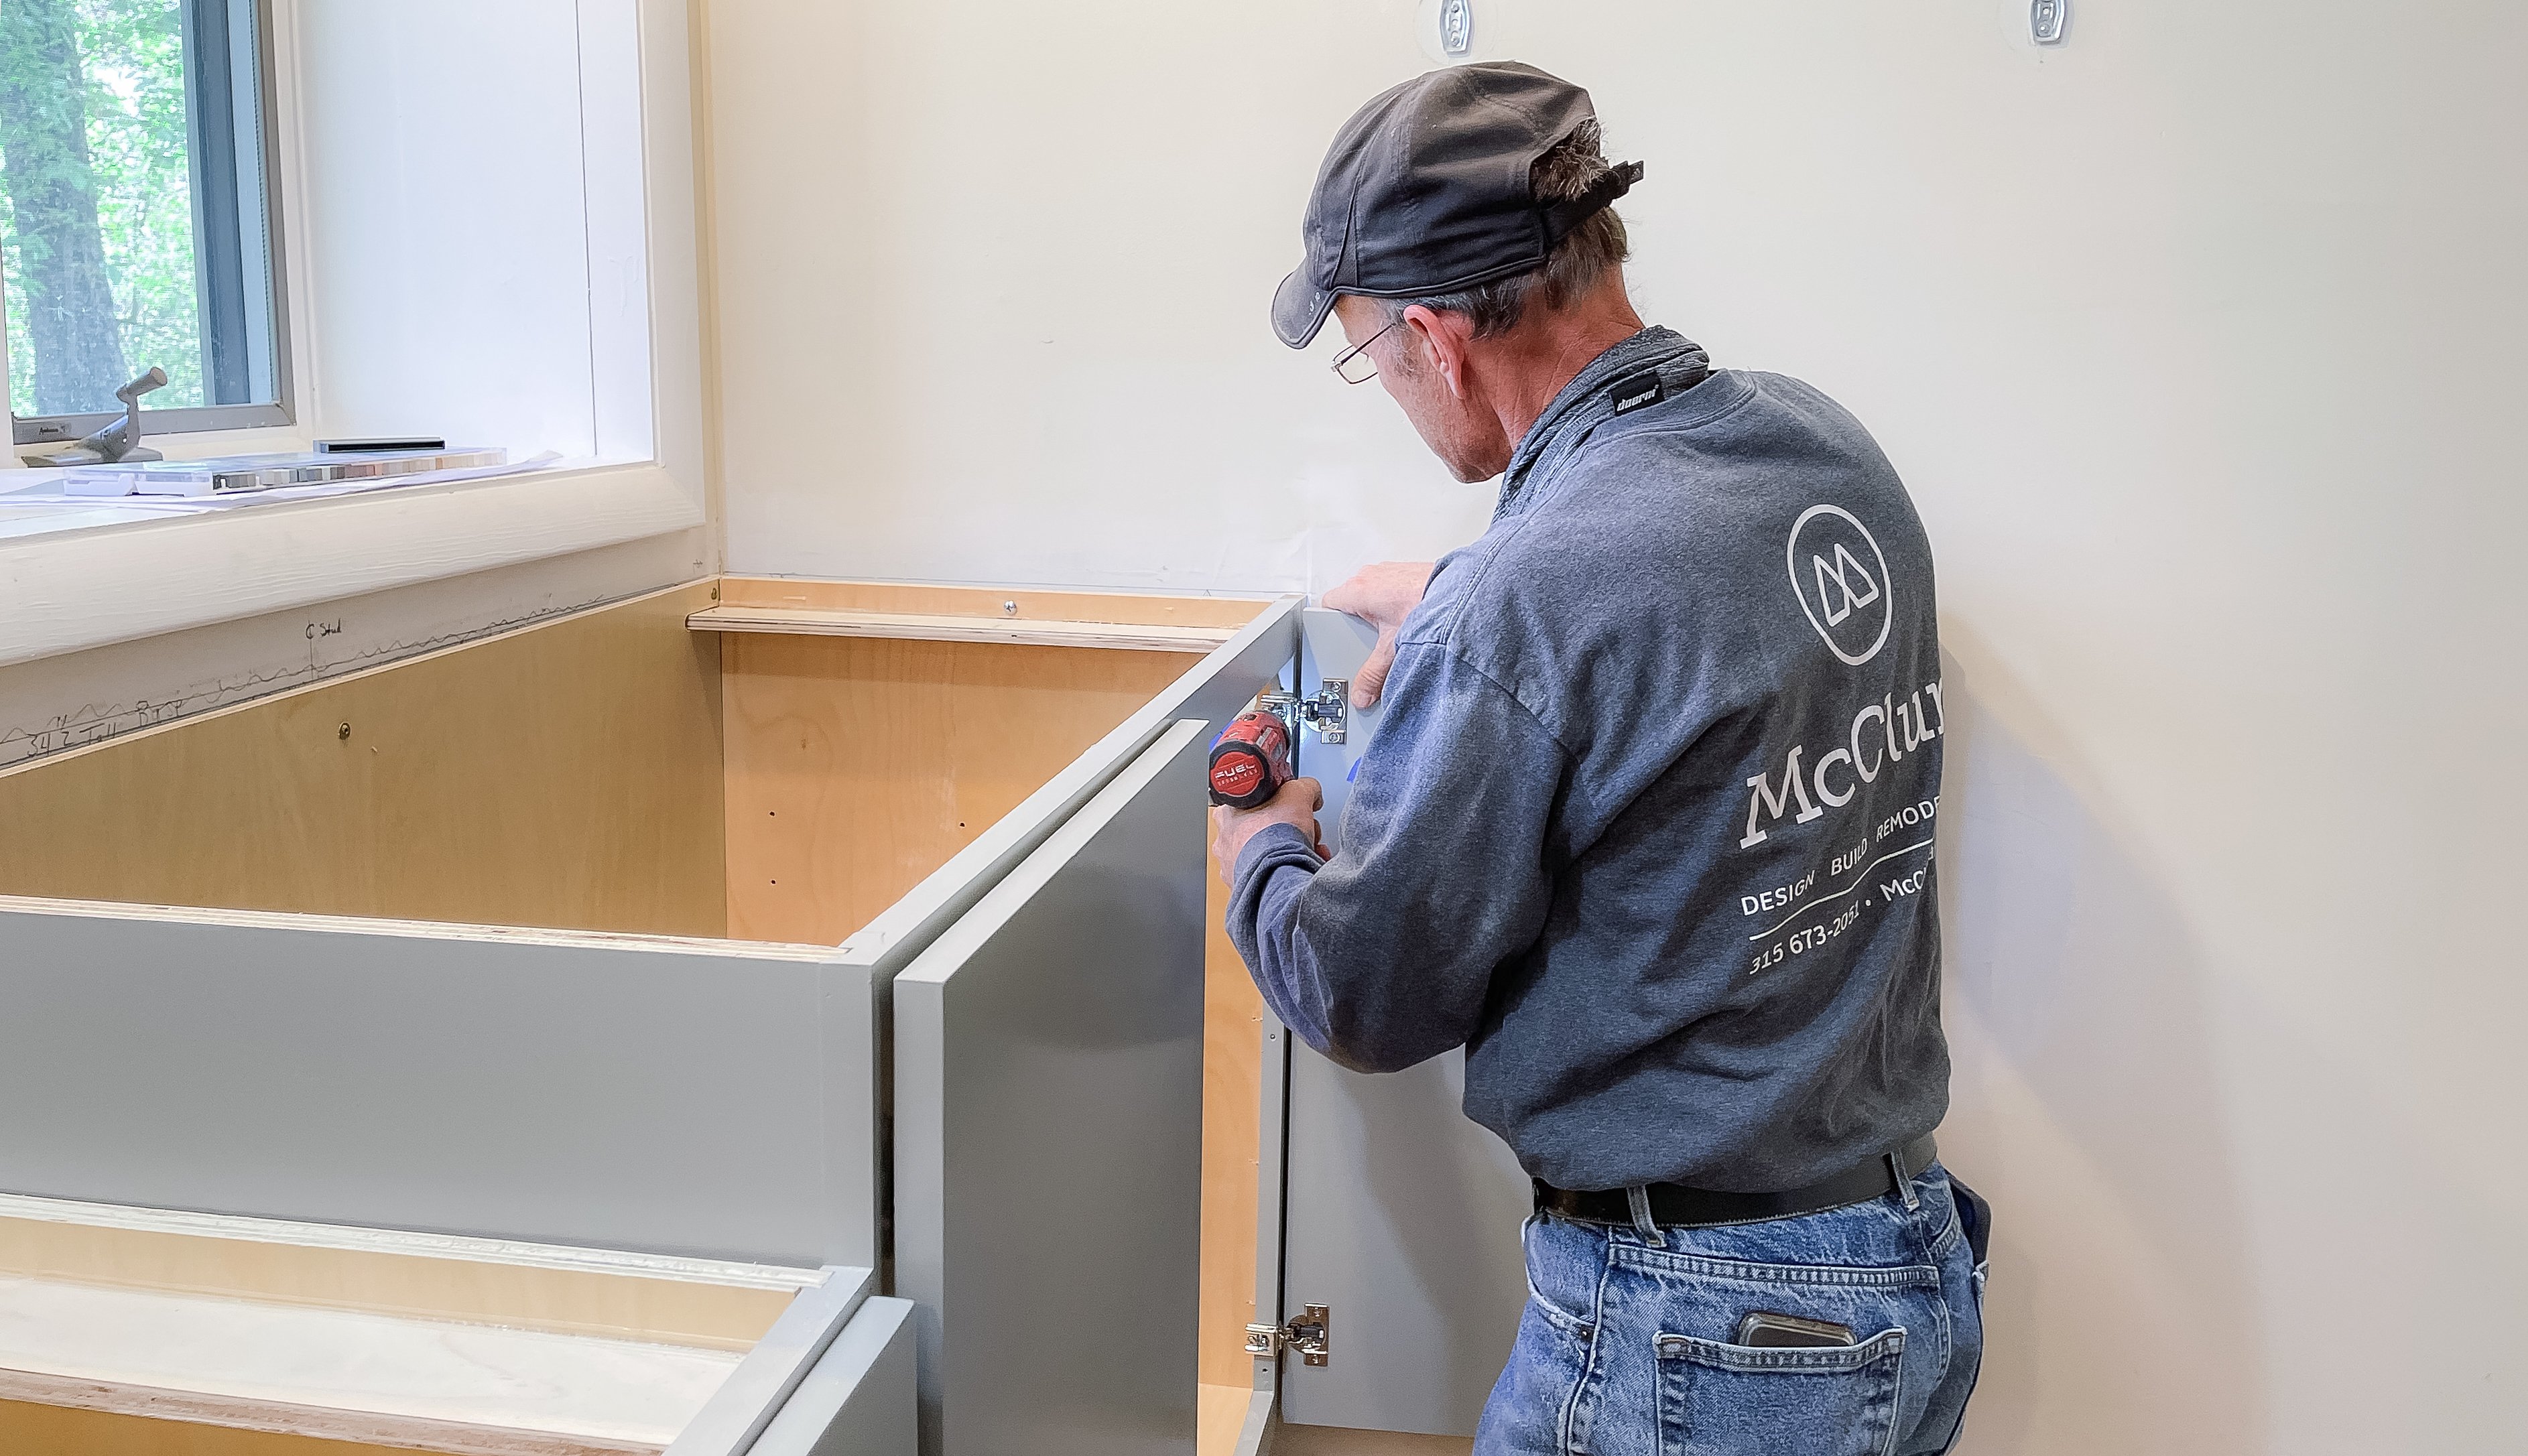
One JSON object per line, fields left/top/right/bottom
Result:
{"left": 0, "top": 0, "right": 275, "bottom": 424}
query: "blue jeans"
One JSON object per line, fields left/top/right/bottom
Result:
{"left": 1477, "top": 1163, "right": 1989, "bottom": 1456}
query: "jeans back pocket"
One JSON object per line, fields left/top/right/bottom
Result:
{"left": 1655, "top": 1326, "right": 1905, "bottom": 1456}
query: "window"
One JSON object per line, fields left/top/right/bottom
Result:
{"left": 0, "top": 0, "right": 285, "bottom": 444}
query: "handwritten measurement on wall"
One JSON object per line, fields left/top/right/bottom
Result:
{"left": 0, "top": 603, "right": 576, "bottom": 771}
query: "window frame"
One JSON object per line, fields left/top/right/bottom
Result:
{"left": 7, "top": 0, "right": 295, "bottom": 447}
{"left": 0, "top": 0, "right": 710, "bottom": 673}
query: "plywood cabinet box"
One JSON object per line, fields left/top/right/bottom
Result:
{"left": 0, "top": 577, "right": 1300, "bottom": 1456}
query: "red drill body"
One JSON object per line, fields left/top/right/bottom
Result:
{"left": 1208, "top": 710, "right": 1294, "bottom": 809}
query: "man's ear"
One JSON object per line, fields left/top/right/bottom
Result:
{"left": 1401, "top": 304, "right": 1474, "bottom": 399}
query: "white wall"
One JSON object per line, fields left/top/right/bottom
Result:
{"left": 706, "top": 1, "right": 2528, "bottom": 1450}
{"left": 705, "top": 0, "right": 1500, "bottom": 593}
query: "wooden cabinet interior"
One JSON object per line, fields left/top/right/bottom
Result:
{"left": 0, "top": 1195, "right": 836, "bottom": 1456}
{"left": 0, "top": 577, "right": 1266, "bottom": 948}
{"left": 0, "top": 582, "right": 732, "bottom": 938}
{"left": 718, "top": 633, "right": 1198, "bottom": 945}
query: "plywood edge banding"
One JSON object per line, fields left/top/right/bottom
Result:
{"left": 0, "top": 1195, "right": 827, "bottom": 1292}
{"left": 0, "top": 895, "right": 838, "bottom": 962}
{"left": 0, "top": 1368, "right": 664, "bottom": 1456}
{"left": 687, "top": 604, "right": 1239, "bottom": 652}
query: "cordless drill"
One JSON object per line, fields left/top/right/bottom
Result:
{"left": 1208, "top": 708, "right": 1295, "bottom": 809}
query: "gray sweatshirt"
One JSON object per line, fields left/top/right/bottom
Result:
{"left": 1229, "top": 327, "right": 1950, "bottom": 1194}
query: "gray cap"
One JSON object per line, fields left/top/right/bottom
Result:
{"left": 1271, "top": 61, "right": 1642, "bottom": 349}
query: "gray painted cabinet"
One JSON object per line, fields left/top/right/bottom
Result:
{"left": 751, "top": 1295, "right": 923, "bottom": 1456}
{"left": 0, "top": 905, "right": 876, "bottom": 1265}
{"left": 0, "top": 594, "right": 1301, "bottom": 1456}
{"left": 896, "top": 721, "right": 1213, "bottom": 1456}
{"left": 0, "top": 586, "right": 1548, "bottom": 1452}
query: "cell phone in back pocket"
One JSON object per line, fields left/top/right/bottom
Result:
{"left": 1734, "top": 1311, "right": 1856, "bottom": 1348}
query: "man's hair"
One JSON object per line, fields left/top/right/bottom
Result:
{"left": 1379, "top": 120, "right": 1631, "bottom": 338}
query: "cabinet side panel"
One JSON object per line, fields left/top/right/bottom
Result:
{"left": 0, "top": 909, "right": 867, "bottom": 1266}
{"left": 0, "top": 582, "right": 726, "bottom": 938}
{"left": 720, "top": 634, "right": 1196, "bottom": 946}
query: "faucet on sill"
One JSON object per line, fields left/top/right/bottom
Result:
{"left": 24, "top": 367, "right": 170, "bottom": 468}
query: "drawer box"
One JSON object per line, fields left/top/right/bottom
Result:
{"left": 0, "top": 1193, "right": 913, "bottom": 1455}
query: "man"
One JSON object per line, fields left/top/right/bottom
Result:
{"left": 1214, "top": 63, "right": 1990, "bottom": 1454}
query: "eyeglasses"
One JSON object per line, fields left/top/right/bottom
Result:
{"left": 1330, "top": 315, "right": 1405, "bottom": 385}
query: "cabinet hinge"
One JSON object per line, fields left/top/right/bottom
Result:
{"left": 1259, "top": 684, "right": 1348, "bottom": 744}
{"left": 1244, "top": 1303, "right": 1331, "bottom": 1366}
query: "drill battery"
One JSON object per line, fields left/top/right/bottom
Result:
{"left": 1208, "top": 709, "right": 1294, "bottom": 809}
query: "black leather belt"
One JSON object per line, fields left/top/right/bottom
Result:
{"left": 1535, "top": 1134, "right": 1939, "bottom": 1230}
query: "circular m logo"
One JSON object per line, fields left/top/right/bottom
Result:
{"left": 1787, "top": 505, "right": 1893, "bottom": 667}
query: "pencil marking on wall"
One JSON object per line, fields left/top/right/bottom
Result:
{"left": 0, "top": 601, "right": 596, "bottom": 771}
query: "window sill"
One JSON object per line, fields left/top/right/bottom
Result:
{"left": 9, "top": 421, "right": 312, "bottom": 472}
{"left": 0, "top": 459, "right": 704, "bottom": 669}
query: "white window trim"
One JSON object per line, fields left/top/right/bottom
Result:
{"left": 0, "top": 0, "right": 708, "bottom": 669}
{"left": 0, "top": 462, "right": 697, "bottom": 670}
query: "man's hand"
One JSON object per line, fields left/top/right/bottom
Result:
{"left": 1322, "top": 561, "right": 1434, "bottom": 708}
{"left": 1211, "top": 776, "right": 1327, "bottom": 884}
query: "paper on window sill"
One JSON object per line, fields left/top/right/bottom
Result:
{"left": 0, "top": 452, "right": 563, "bottom": 513}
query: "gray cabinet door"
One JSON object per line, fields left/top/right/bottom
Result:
{"left": 1275, "top": 608, "right": 1531, "bottom": 1438}
{"left": 892, "top": 720, "right": 1214, "bottom": 1456}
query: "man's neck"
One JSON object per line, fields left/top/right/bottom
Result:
{"left": 1482, "top": 293, "right": 1650, "bottom": 445}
